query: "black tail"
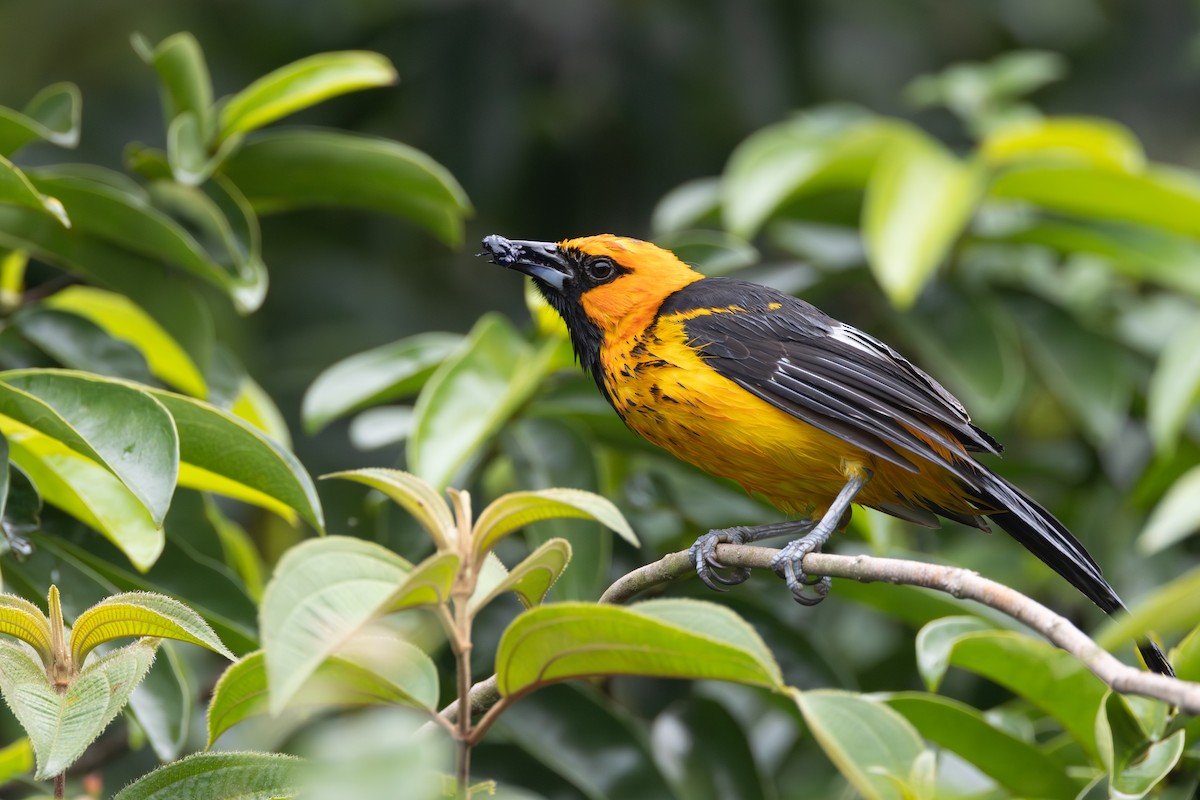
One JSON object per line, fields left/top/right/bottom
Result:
{"left": 971, "top": 470, "right": 1174, "bottom": 677}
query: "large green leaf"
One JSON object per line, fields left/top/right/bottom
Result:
{"left": 980, "top": 116, "right": 1145, "bottom": 172}
{"left": 885, "top": 692, "right": 1081, "bottom": 798}
{"left": 0, "top": 83, "right": 81, "bottom": 156}
{"left": 793, "top": 689, "right": 931, "bottom": 800}
{"left": 409, "top": 314, "right": 555, "bottom": 491}
{"left": 473, "top": 488, "right": 638, "bottom": 556}
{"left": 221, "top": 129, "right": 471, "bottom": 246}
{"left": 863, "top": 133, "right": 982, "bottom": 308}
{"left": 1096, "top": 692, "right": 1183, "bottom": 799}
{"left": 0, "top": 369, "right": 179, "bottom": 525}
{"left": 70, "top": 590, "right": 233, "bottom": 664}
{"left": 0, "top": 637, "right": 156, "bottom": 779}
{"left": 113, "top": 751, "right": 303, "bottom": 800}
{"left": 496, "top": 599, "right": 782, "bottom": 697}
{"left": 302, "top": 332, "right": 463, "bottom": 433}
{"left": 219, "top": 51, "right": 397, "bottom": 139}
{"left": 1096, "top": 561, "right": 1200, "bottom": 648}
{"left": 259, "top": 537, "right": 454, "bottom": 712}
{"left": 132, "top": 32, "right": 214, "bottom": 139}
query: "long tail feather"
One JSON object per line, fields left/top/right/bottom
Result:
{"left": 971, "top": 470, "right": 1174, "bottom": 677}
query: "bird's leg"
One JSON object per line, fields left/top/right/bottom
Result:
{"left": 689, "top": 519, "right": 815, "bottom": 591}
{"left": 770, "top": 470, "right": 871, "bottom": 606}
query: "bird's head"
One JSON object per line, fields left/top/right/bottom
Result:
{"left": 481, "top": 234, "right": 702, "bottom": 346}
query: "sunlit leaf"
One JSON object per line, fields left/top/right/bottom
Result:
{"left": 323, "top": 468, "right": 455, "bottom": 550}
{"left": 981, "top": 117, "right": 1145, "bottom": 172}
{"left": 0, "top": 737, "right": 33, "bottom": 784}
{"left": 470, "top": 538, "right": 571, "bottom": 612}
{"left": 1096, "top": 561, "right": 1200, "bottom": 649}
{"left": 473, "top": 488, "right": 638, "bottom": 558}
{"left": 0, "top": 593, "right": 51, "bottom": 664}
{"left": 1137, "top": 466, "right": 1200, "bottom": 555}
{"left": 302, "top": 332, "right": 463, "bottom": 434}
{"left": 863, "top": 133, "right": 982, "bottom": 308}
{"left": 496, "top": 599, "right": 782, "bottom": 697}
{"left": 793, "top": 689, "right": 929, "bottom": 800}
{"left": 71, "top": 591, "right": 233, "bottom": 664}
{"left": 885, "top": 692, "right": 1081, "bottom": 798}
{"left": 222, "top": 129, "right": 472, "bottom": 246}
{"left": 0, "top": 82, "right": 81, "bottom": 156}
{"left": 1147, "top": 317, "right": 1200, "bottom": 456}
{"left": 409, "top": 314, "right": 555, "bottom": 490}
{"left": 0, "top": 637, "right": 157, "bottom": 779}
{"left": 113, "top": 750, "right": 303, "bottom": 800}
{"left": 219, "top": 51, "right": 397, "bottom": 139}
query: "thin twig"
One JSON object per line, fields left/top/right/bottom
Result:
{"left": 438, "top": 544, "right": 1200, "bottom": 722}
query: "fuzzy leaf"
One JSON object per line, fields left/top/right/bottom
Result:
{"left": 0, "top": 595, "right": 51, "bottom": 665}
{"left": 113, "top": 751, "right": 303, "bottom": 800}
{"left": 322, "top": 468, "right": 455, "bottom": 550}
{"left": 473, "top": 488, "right": 639, "bottom": 556}
{"left": 70, "top": 591, "right": 233, "bottom": 665}
{"left": 470, "top": 538, "right": 571, "bottom": 612}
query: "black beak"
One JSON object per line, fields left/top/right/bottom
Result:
{"left": 480, "top": 235, "right": 572, "bottom": 291}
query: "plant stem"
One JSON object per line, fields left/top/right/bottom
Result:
{"left": 54, "top": 773, "right": 64, "bottom": 799}
{"left": 447, "top": 489, "right": 478, "bottom": 799}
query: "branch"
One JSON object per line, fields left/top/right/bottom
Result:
{"left": 439, "top": 544, "right": 1200, "bottom": 723}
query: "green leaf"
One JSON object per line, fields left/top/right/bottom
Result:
{"left": 1096, "top": 562, "right": 1200, "bottom": 649}
{"left": 219, "top": 51, "right": 397, "bottom": 139}
{"left": 885, "top": 692, "right": 1082, "bottom": 798}
{"left": 323, "top": 468, "right": 455, "bottom": 550}
{"left": 792, "top": 689, "right": 929, "bottom": 800}
{"left": 650, "top": 176, "right": 721, "bottom": 235}
{"left": 721, "top": 109, "right": 905, "bottom": 238}
{"left": 409, "top": 314, "right": 555, "bottom": 490}
{"left": 113, "top": 750, "right": 303, "bottom": 800}
{"left": 0, "top": 156, "right": 70, "bottom": 227}
{"left": 70, "top": 591, "right": 233, "bottom": 665}
{"left": 1147, "top": 317, "right": 1200, "bottom": 456}
{"left": 302, "top": 332, "right": 463, "bottom": 434}
{"left": 989, "top": 163, "right": 1200, "bottom": 238}
{"left": 260, "top": 538, "right": 454, "bottom": 712}
{"left": 0, "top": 737, "right": 33, "bottom": 784}
{"left": 0, "top": 369, "right": 180, "bottom": 525}
{"left": 473, "top": 488, "right": 638, "bottom": 557}
{"left": 938, "top": 628, "right": 1108, "bottom": 759}
{"left": 221, "top": 129, "right": 471, "bottom": 246}
{"left": 5, "top": 428, "right": 164, "bottom": 570}
{"left": 207, "top": 638, "right": 438, "bottom": 747}
{"left": 980, "top": 116, "right": 1145, "bottom": 172}
{"left": 1137, "top": 466, "right": 1200, "bottom": 554}
{"left": 0, "top": 593, "right": 51, "bottom": 664}
{"left": 0, "top": 82, "right": 81, "bottom": 156}
{"left": 0, "top": 637, "right": 157, "bottom": 779}
{"left": 126, "top": 642, "right": 191, "bottom": 762}
{"left": 495, "top": 599, "right": 782, "bottom": 697}
{"left": 470, "top": 538, "right": 571, "bottom": 612}
{"left": 913, "top": 615, "right": 995, "bottom": 691}
{"left": 1096, "top": 692, "right": 1183, "bottom": 799}
{"left": 863, "top": 133, "right": 982, "bottom": 308}
{"left": 14, "top": 308, "right": 156, "bottom": 385}
{"left": 132, "top": 32, "right": 214, "bottom": 139}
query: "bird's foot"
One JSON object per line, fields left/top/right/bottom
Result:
{"left": 770, "top": 533, "right": 833, "bottom": 606}
{"left": 689, "top": 527, "right": 756, "bottom": 591}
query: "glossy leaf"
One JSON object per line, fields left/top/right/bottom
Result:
{"left": 409, "top": 314, "right": 555, "bottom": 490}
{"left": 1097, "top": 692, "right": 1184, "bottom": 799}
{"left": 1147, "top": 317, "right": 1200, "bottom": 455}
{"left": 470, "top": 538, "right": 571, "bottom": 612}
{"left": 132, "top": 32, "right": 214, "bottom": 138}
{"left": 113, "top": 751, "right": 303, "bottom": 800}
{"left": 0, "top": 156, "right": 69, "bottom": 227}
{"left": 222, "top": 129, "right": 471, "bottom": 246}
{"left": 496, "top": 599, "right": 782, "bottom": 697}
{"left": 323, "top": 468, "right": 455, "bottom": 550}
{"left": 980, "top": 116, "right": 1145, "bottom": 172}
{"left": 0, "top": 593, "right": 51, "bottom": 664}
{"left": 207, "top": 636, "right": 437, "bottom": 747}
{"left": 5, "top": 428, "right": 165, "bottom": 570}
{"left": 0, "top": 82, "right": 81, "bottom": 156}
{"left": 885, "top": 692, "right": 1081, "bottom": 798}
{"left": 219, "top": 51, "right": 397, "bottom": 139}
{"left": 302, "top": 332, "right": 463, "bottom": 433}
{"left": 260, "top": 538, "right": 453, "bottom": 712}
{"left": 0, "top": 637, "right": 157, "bottom": 779}
{"left": 863, "top": 133, "right": 982, "bottom": 308}
{"left": 473, "top": 488, "right": 638, "bottom": 556}
{"left": 989, "top": 163, "right": 1200, "bottom": 238}
{"left": 914, "top": 616, "right": 996, "bottom": 691}
{"left": 0, "top": 369, "right": 180, "bottom": 524}
{"left": 70, "top": 591, "right": 233, "bottom": 664}
{"left": 793, "top": 689, "right": 929, "bottom": 800}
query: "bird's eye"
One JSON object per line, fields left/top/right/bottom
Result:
{"left": 587, "top": 257, "right": 616, "bottom": 282}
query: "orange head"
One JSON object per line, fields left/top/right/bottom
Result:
{"left": 482, "top": 233, "right": 703, "bottom": 376}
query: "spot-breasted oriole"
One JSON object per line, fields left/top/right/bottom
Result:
{"left": 481, "top": 233, "right": 1173, "bottom": 676}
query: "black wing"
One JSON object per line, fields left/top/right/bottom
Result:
{"left": 661, "top": 278, "right": 1001, "bottom": 482}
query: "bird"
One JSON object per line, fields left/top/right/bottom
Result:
{"left": 480, "top": 232, "right": 1173, "bottom": 676}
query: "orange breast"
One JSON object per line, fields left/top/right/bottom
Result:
{"left": 601, "top": 314, "right": 976, "bottom": 520}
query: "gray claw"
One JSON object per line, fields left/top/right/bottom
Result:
{"left": 689, "top": 529, "right": 752, "bottom": 591}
